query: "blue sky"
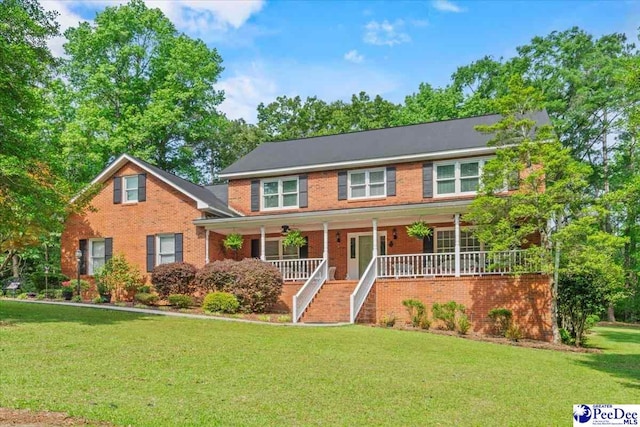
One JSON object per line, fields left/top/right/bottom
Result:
{"left": 42, "top": 0, "right": 639, "bottom": 122}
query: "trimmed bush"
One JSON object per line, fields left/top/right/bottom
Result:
{"left": 202, "top": 292, "right": 239, "bottom": 313}
{"left": 488, "top": 308, "right": 513, "bottom": 336}
{"left": 194, "top": 260, "right": 237, "bottom": 292}
{"left": 457, "top": 314, "right": 471, "bottom": 335}
{"left": 432, "top": 301, "right": 466, "bottom": 331}
{"left": 151, "top": 262, "right": 197, "bottom": 298}
{"left": 168, "top": 294, "right": 194, "bottom": 309}
{"left": 134, "top": 292, "right": 159, "bottom": 306}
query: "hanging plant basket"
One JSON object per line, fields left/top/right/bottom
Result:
{"left": 406, "top": 221, "right": 432, "bottom": 239}
{"left": 223, "top": 233, "right": 244, "bottom": 251}
{"left": 282, "top": 229, "right": 306, "bottom": 248}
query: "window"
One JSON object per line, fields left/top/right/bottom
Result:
{"left": 435, "top": 159, "right": 486, "bottom": 196}
{"left": 123, "top": 175, "right": 139, "bottom": 203}
{"left": 262, "top": 177, "right": 298, "bottom": 210}
{"left": 348, "top": 168, "right": 386, "bottom": 199}
{"left": 265, "top": 239, "right": 300, "bottom": 261}
{"left": 435, "top": 229, "right": 481, "bottom": 253}
{"left": 89, "top": 239, "right": 105, "bottom": 274}
{"left": 157, "top": 234, "right": 176, "bottom": 265}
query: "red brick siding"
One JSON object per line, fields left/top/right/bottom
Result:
{"left": 367, "top": 275, "right": 552, "bottom": 341}
{"left": 61, "top": 162, "right": 206, "bottom": 281}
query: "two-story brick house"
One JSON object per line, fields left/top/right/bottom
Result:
{"left": 61, "top": 112, "right": 553, "bottom": 340}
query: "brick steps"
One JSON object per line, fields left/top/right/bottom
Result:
{"left": 301, "top": 280, "right": 358, "bottom": 323}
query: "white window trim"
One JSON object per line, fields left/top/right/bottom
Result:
{"left": 347, "top": 168, "right": 387, "bottom": 200}
{"left": 88, "top": 238, "right": 106, "bottom": 275}
{"left": 123, "top": 175, "right": 139, "bottom": 204}
{"left": 261, "top": 177, "right": 299, "bottom": 211}
{"left": 434, "top": 227, "right": 482, "bottom": 253}
{"left": 433, "top": 158, "right": 489, "bottom": 197}
{"left": 156, "top": 234, "right": 176, "bottom": 265}
{"left": 264, "top": 237, "right": 300, "bottom": 261}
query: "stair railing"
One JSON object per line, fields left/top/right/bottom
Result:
{"left": 349, "top": 257, "right": 377, "bottom": 324}
{"left": 292, "top": 259, "right": 328, "bottom": 323}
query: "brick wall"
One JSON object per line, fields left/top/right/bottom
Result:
{"left": 362, "top": 275, "right": 552, "bottom": 341}
{"left": 61, "top": 162, "right": 206, "bottom": 281}
{"left": 227, "top": 160, "right": 477, "bottom": 215}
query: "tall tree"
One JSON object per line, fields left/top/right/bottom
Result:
{"left": 59, "top": 0, "right": 224, "bottom": 184}
{"left": 0, "top": 0, "right": 72, "bottom": 275}
{"left": 395, "top": 83, "right": 465, "bottom": 125}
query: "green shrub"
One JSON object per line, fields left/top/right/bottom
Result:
{"left": 457, "top": 314, "right": 471, "bottom": 335}
{"left": 505, "top": 323, "right": 523, "bottom": 341}
{"left": 277, "top": 315, "right": 291, "bottom": 323}
{"left": 257, "top": 314, "right": 271, "bottom": 322}
{"left": 151, "top": 262, "right": 197, "bottom": 298}
{"left": 36, "top": 293, "right": 45, "bottom": 300}
{"left": 202, "top": 292, "right": 239, "bottom": 314}
{"left": 402, "top": 299, "right": 426, "bottom": 327}
{"left": 138, "top": 285, "right": 151, "bottom": 294}
{"left": 194, "top": 259, "right": 238, "bottom": 292}
{"left": 432, "top": 301, "right": 465, "bottom": 331}
{"left": 71, "top": 295, "right": 82, "bottom": 302}
{"left": 29, "top": 272, "right": 69, "bottom": 292}
{"left": 560, "top": 328, "right": 575, "bottom": 345}
{"left": 488, "top": 308, "right": 513, "bottom": 336}
{"left": 16, "top": 293, "right": 28, "bottom": 300}
{"left": 168, "top": 294, "right": 194, "bottom": 309}
{"left": 379, "top": 314, "right": 396, "bottom": 327}
{"left": 418, "top": 314, "right": 431, "bottom": 330}
{"left": 53, "top": 289, "right": 63, "bottom": 300}
{"left": 134, "top": 292, "right": 159, "bottom": 306}
{"left": 585, "top": 314, "right": 600, "bottom": 333}
{"left": 61, "top": 286, "right": 74, "bottom": 299}
{"left": 92, "top": 296, "right": 103, "bottom": 304}
{"left": 94, "top": 254, "right": 144, "bottom": 301}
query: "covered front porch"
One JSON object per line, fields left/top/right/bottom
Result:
{"left": 194, "top": 202, "right": 541, "bottom": 323}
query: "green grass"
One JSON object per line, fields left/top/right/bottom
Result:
{"left": 1, "top": 301, "right": 638, "bottom": 426}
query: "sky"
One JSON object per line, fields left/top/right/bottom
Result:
{"left": 41, "top": 0, "right": 640, "bottom": 123}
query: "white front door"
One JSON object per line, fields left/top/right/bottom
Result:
{"left": 346, "top": 232, "right": 387, "bottom": 279}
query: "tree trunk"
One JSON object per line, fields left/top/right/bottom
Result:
{"left": 11, "top": 254, "right": 19, "bottom": 278}
{"left": 551, "top": 240, "right": 561, "bottom": 344}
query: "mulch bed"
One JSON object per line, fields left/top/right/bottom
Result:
{"left": 0, "top": 407, "right": 113, "bottom": 426}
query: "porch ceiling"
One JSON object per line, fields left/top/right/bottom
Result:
{"left": 193, "top": 200, "right": 471, "bottom": 235}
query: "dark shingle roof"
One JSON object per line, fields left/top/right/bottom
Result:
{"left": 205, "top": 183, "right": 228, "bottom": 205}
{"left": 220, "top": 111, "right": 551, "bottom": 176}
{"left": 133, "top": 157, "right": 236, "bottom": 217}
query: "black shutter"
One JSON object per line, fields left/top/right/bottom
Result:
{"left": 250, "top": 239, "right": 260, "bottom": 258}
{"left": 138, "top": 173, "right": 146, "bottom": 202}
{"left": 299, "top": 236, "right": 309, "bottom": 259}
{"left": 251, "top": 180, "right": 260, "bottom": 212}
{"left": 299, "top": 174, "right": 308, "bottom": 208}
{"left": 79, "top": 239, "right": 88, "bottom": 274}
{"left": 423, "top": 162, "right": 433, "bottom": 198}
{"left": 386, "top": 166, "right": 396, "bottom": 196}
{"left": 146, "top": 235, "right": 155, "bottom": 272}
{"left": 337, "top": 171, "right": 348, "bottom": 200}
{"left": 174, "top": 233, "right": 183, "bottom": 262}
{"left": 113, "top": 177, "right": 122, "bottom": 204}
{"left": 104, "top": 238, "right": 113, "bottom": 264}
{"left": 423, "top": 230, "right": 434, "bottom": 253}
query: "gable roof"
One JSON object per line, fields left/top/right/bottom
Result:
{"left": 219, "top": 111, "right": 552, "bottom": 179}
{"left": 71, "top": 154, "right": 236, "bottom": 217}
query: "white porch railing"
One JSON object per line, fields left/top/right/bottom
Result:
{"left": 349, "top": 257, "right": 377, "bottom": 324}
{"left": 377, "top": 250, "right": 539, "bottom": 278}
{"left": 267, "top": 258, "right": 323, "bottom": 282}
{"left": 292, "top": 259, "right": 328, "bottom": 323}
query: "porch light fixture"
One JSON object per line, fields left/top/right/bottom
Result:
{"left": 392, "top": 228, "right": 398, "bottom": 240}
{"left": 336, "top": 231, "right": 341, "bottom": 243}
{"left": 281, "top": 225, "right": 290, "bottom": 234}
{"left": 75, "top": 249, "right": 82, "bottom": 298}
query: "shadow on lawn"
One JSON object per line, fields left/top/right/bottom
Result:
{"left": 0, "top": 300, "right": 152, "bottom": 326}
{"left": 576, "top": 329, "right": 640, "bottom": 390}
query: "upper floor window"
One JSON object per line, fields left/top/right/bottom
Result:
{"left": 348, "top": 168, "right": 386, "bottom": 199}
{"left": 435, "top": 159, "right": 485, "bottom": 196}
{"left": 89, "top": 239, "right": 105, "bottom": 274}
{"left": 157, "top": 234, "right": 176, "bottom": 265}
{"left": 262, "top": 177, "right": 298, "bottom": 210}
{"left": 123, "top": 175, "right": 139, "bottom": 203}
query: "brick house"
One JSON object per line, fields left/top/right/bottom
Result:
{"left": 61, "top": 112, "right": 553, "bottom": 340}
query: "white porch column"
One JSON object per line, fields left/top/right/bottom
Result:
{"left": 260, "top": 226, "right": 266, "bottom": 261}
{"left": 372, "top": 218, "right": 378, "bottom": 257}
{"left": 454, "top": 213, "right": 461, "bottom": 277}
{"left": 323, "top": 222, "right": 329, "bottom": 260}
{"left": 205, "top": 230, "right": 210, "bottom": 264}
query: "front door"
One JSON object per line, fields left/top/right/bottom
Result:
{"left": 346, "top": 232, "right": 386, "bottom": 279}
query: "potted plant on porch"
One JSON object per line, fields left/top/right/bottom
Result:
{"left": 282, "top": 229, "right": 306, "bottom": 248}
{"left": 406, "top": 220, "right": 432, "bottom": 239}
{"left": 223, "top": 233, "right": 244, "bottom": 252}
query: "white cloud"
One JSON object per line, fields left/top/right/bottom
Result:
{"left": 344, "top": 49, "right": 364, "bottom": 64}
{"left": 217, "top": 64, "right": 278, "bottom": 122}
{"left": 363, "top": 19, "right": 411, "bottom": 46}
{"left": 41, "top": 1, "right": 88, "bottom": 57}
{"left": 432, "top": 0, "right": 466, "bottom": 13}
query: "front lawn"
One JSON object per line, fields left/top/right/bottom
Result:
{"left": 0, "top": 301, "right": 638, "bottom": 426}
